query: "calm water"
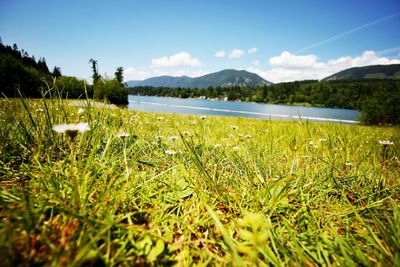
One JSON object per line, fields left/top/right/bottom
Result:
{"left": 128, "top": 95, "right": 360, "bottom": 124}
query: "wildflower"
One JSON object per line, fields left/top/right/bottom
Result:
{"left": 233, "top": 146, "right": 240, "bottom": 151}
{"left": 116, "top": 132, "right": 129, "bottom": 139}
{"left": 77, "top": 108, "right": 85, "bottom": 114}
{"left": 36, "top": 108, "right": 44, "bottom": 113}
{"left": 231, "top": 125, "right": 238, "bottom": 130}
{"left": 378, "top": 140, "right": 394, "bottom": 146}
{"left": 214, "top": 144, "right": 222, "bottom": 148}
{"left": 309, "top": 140, "right": 314, "bottom": 145}
{"left": 319, "top": 138, "right": 327, "bottom": 142}
{"left": 191, "top": 121, "right": 197, "bottom": 125}
{"left": 165, "top": 149, "right": 177, "bottom": 156}
{"left": 302, "top": 155, "right": 311, "bottom": 159}
{"left": 157, "top": 135, "right": 164, "bottom": 139}
{"left": 245, "top": 134, "right": 252, "bottom": 139}
{"left": 168, "top": 136, "right": 179, "bottom": 141}
{"left": 344, "top": 162, "right": 353, "bottom": 167}
{"left": 53, "top": 122, "right": 90, "bottom": 139}
{"left": 200, "top": 115, "right": 206, "bottom": 120}
{"left": 228, "top": 134, "right": 235, "bottom": 138}
{"left": 157, "top": 116, "right": 164, "bottom": 121}
{"left": 182, "top": 131, "right": 191, "bottom": 136}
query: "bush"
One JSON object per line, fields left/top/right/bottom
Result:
{"left": 94, "top": 79, "right": 128, "bottom": 106}
{"left": 55, "top": 76, "right": 93, "bottom": 98}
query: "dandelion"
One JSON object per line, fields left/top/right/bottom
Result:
{"left": 182, "top": 131, "right": 192, "bottom": 136}
{"left": 116, "top": 132, "right": 129, "bottom": 139}
{"left": 378, "top": 140, "right": 394, "bottom": 146}
{"left": 231, "top": 125, "right": 238, "bottom": 130}
{"left": 157, "top": 116, "right": 164, "bottom": 121}
{"left": 168, "top": 136, "right": 179, "bottom": 141}
{"left": 77, "top": 108, "right": 85, "bottom": 114}
{"left": 53, "top": 122, "right": 90, "bottom": 139}
{"left": 200, "top": 115, "right": 206, "bottom": 120}
{"left": 165, "top": 149, "right": 177, "bottom": 156}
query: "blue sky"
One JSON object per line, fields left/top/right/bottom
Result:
{"left": 1, "top": 0, "right": 399, "bottom": 82}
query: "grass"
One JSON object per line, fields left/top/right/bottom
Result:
{"left": 0, "top": 96, "right": 399, "bottom": 266}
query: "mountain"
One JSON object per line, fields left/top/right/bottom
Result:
{"left": 126, "top": 69, "right": 272, "bottom": 88}
{"left": 323, "top": 64, "right": 400, "bottom": 81}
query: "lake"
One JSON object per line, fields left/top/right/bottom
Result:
{"left": 128, "top": 95, "right": 360, "bottom": 124}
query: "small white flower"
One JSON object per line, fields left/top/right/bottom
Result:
{"left": 302, "top": 155, "right": 311, "bottom": 159}
{"left": 53, "top": 122, "right": 90, "bottom": 133}
{"left": 200, "top": 115, "right": 206, "bottom": 120}
{"left": 319, "top": 138, "right": 327, "bottom": 142}
{"left": 238, "top": 134, "right": 243, "bottom": 138}
{"left": 309, "top": 140, "right": 314, "bottom": 145}
{"left": 344, "top": 162, "right": 353, "bottom": 166}
{"left": 182, "top": 131, "right": 191, "bottom": 136}
{"left": 168, "top": 136, "right": 179, "bottom": 141}
{"left": 157, "top": 116, "right": 164, "bottom": 121}
{"left": 228, "top": 134, "right": 235, "bottom": 139}
{"left": 36, "top": 108, "right": 44, "bottom": 113}
{"left": 232, "top": 146, "right": 240, "bottom": 151}
{"left": 214, "top": 144, "right": 222, "bottom": 148}
{"left": 157, "top": 135, "right": 164, "bottom": 139}
{"left": 77, "top": 108, "right": 85, "bottom": 114}
{"left": 245, "top": 134, "right": 252, "bottom": 139}
{"left": 116, "top": 132, "right": 129, "bottom": 139}
{"left": 378, "top": 140, "right": 394, "bottom": 146}
{"left": 165, "top": 149, "right": 177, "bottom": 156}
{"left": 231, "top": 125, "right": 238, "bottom": 130}
{"left": 191, "top": 121, "right": 197, "bottom": 125}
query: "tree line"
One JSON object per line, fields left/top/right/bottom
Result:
{"left": 128, "top": 79, "right": 400, "bottom": 125}
{"left": 0, "top": 39, "right": 128, "bottom": 105}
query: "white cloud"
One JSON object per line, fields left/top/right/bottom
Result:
{"left": 250, "top": 50, "right": 400, "bottom": 83}
{"left": 124, "top": 67, "right": 152, "bottom": 81}
{"left": 251, "top": 60, "right": 260, "bottom": 66}
{"left": 248, "top": 47, "right": 258, "bottom": 54}
{"left": 215, "top": 50, "right": 226, "bottom": 57}
{"left": 151, "top": 52, "right": 201, "bottom": 68}
{"left": 228, "top": 49, "right": 244, "bottom": 58}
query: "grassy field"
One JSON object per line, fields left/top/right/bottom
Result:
{"left": 0, "top": 97, "right": 399, "bottom": 266}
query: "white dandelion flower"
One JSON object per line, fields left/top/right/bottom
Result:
{"left": 168, "top": 136, "right": 179, "bottom": 141}
{"left": 245, "top": 134, "right": 252, "bottom": 139}
{"left": 200, "top": 115, "right": 206, "bottom": 120}
{"left": 36, "top": 108, "right": 44, "bottom": 113}
{"left": 231, "top": 125, "right": 238, "bottom": 130}
{"left": 116, "top": 132, "right": 129, "bottom": 139}
{"left": 378, "top": 140, "right": 394, "bottom": 146}
{"left": 164, "top": 149, "right": 177, "bottom": 156}
{"left": 53, "top": 122, "right": 90, "bottom": 133}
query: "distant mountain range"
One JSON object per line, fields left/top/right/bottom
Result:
{"left": 323, "top": 64, "right": 400, "bottom": 81}
{"left": 126, "top": 69, "right": 272, "bottom": 88}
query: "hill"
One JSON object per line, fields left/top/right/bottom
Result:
{"left": 126, "top": 69, "right": 272, "bottom": 88}
{"left": 323, "top": 64, "right": 400, "bottom": 80}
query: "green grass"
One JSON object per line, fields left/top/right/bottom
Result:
{"left": 0, "top": 97, "right": 399, "bottom": 266}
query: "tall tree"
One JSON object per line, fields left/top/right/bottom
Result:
{"left": 89, "top": 58, "right": 101, "bottom": 84}
{"left": 52, "top": 66, "right": 62, "bottom": 78}
{"left": 115, "top": 67, "right": 124, "bottom": 85}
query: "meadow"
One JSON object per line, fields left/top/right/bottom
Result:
{"left": 0, "top": 97, "right": 399, "bottom": 266}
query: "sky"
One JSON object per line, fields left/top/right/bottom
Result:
{"left": 1, "top": 0, "right": 400, "bottom": 83}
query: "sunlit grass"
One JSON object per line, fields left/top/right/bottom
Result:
{"left": 0, "top": 97, "right": 399, "bottom": 266}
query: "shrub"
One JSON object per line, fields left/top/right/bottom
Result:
{"left": 94, "top": 79, "right": 128, "bottom": 106}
